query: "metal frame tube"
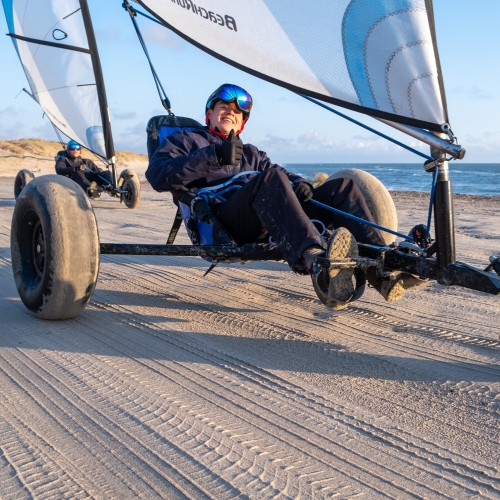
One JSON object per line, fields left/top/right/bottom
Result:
{"left": 100, "top": 243, "right": 284, "bottom": 261}
{"left": 430, "top": 133, "right": 456, "bottom": 284}
{"left": 377, "top": 119, "right": 465, "bottom": 159}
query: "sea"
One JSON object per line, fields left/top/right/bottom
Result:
{"left": 282, "top": 163, "right": 500, "bottom": 197}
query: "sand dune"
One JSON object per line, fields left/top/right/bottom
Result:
{"left": 0, "top": 138, "right": 148, "bottom": 179}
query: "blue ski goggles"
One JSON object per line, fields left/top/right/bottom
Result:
{"left": 206, "top": 84, "right": 253, "bottom": 114}
{"left": 67, "top": 144, "right": 81, "bottom": 151}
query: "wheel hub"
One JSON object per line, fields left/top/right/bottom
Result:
{"left": 32, "top": 220, "right": 45, "bottom": 276}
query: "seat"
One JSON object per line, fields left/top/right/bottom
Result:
{"left": 146, "top": 114, "right": 203, "bottom": 160}
{"left": 146, "top": 115, "right": 260, "bottom": 250}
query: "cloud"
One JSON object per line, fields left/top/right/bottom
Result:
{"left": 113, "top": 110, "right": 138, "bottom": 121}
{"left": 31, "top": 121, "right": 58, "bottom": 139}
{"left": 254, "top": 127, "right": 436, "bottom": 163}
{"left": 468, "top": 86, "right": 494, "bottom": 100}
{"left": 0, "top": 121, "right": 25, "bottom": 140}
{"left": 298, "top": 129, "right": 326, "bottom": 144}
{"left": 0, "top": 106, "right": 19, "bottom": 117}
{"left": 96, "top": 26, "right": 125, "bottom": 44}
{"left": 143, "top": 24, "right": 185, "bottom": 49}
{"left": 114, "top": 121, "right": 147, "bottom": 153}
{"left": 352, "top": 134, "right": 380, "bottom": 142}
{"left": 452, "top": 86, "right": 494, "bottom": 100}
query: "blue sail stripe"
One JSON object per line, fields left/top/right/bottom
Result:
{"left": 342, "top": 0, "right": 425, "bottom": 108}
{"left": 2, "top": 0, "right": 20, "bottom": 55}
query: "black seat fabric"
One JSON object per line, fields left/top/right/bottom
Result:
{"left": 146, "top": 115, "right": 203, "bottom": 160}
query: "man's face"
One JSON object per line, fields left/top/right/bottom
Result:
{"left": 67, "top": 147, "right": 81, "bottom": 159}
{"left": 208, "top": 101, "right": 245, "bottom": 135}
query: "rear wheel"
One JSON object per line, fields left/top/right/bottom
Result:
{"left": 14, "top": 169, "right": 35, "bottom": 200}
{"left": 119, "top": 169, "right": 141, "bottom": 209}
{"left": 11, "top": 175, "right": 100, "bottom": 319}
{"left": 327, "top": 168, "right": 398, "bottom": 245}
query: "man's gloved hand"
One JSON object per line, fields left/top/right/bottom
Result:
{"left": 215, "top": 129, "right": 243, "bottom": 166}
{"left": 73, "top": 158, "right": 86, "bottom": 170}
{"left": 293, "top": 181, "right": 313, "bottom": 202}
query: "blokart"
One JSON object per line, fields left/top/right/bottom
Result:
{"left": 4, "top": 0, "right": 500, "bottom": 320}
{"left": 14, "top": 159, "right": 141, "bottom": 209}
{"left": 10, "top": 113, "right": 500, "bottom": 320}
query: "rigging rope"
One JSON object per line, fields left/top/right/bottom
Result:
{"left": 300, "top": 95, "right": 442, "bottom": 236}
{"left": 122, "top": 1, "right": 172, "bottom": 114}
{"left": 49, "top": 121, "right": 66, "bottom": 150}
{"left": 299, "top": 95, "right": 433, "bottom": 161}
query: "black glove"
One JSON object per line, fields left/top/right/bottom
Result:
{"left": 214, "top": 129, "right": 243, "bottom": 166}
{"left": 73, "top": 158, "right": 86, "bottom": 171}
{"left": 293, "top": 181, "right": 313, "bottom": 202}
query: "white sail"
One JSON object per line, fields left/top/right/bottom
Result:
{"left": 137, "top": 0, "right": 448, "bottom": 131}
{"left": 2, "top": 0, "right": 113, "bottom": 159}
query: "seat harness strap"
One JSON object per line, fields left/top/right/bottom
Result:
{"left": 166, "top": 207, "right": 183, "bottom": 245}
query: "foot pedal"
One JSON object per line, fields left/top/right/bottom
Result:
{"left": 486, "top": 256, "right": 500, "bottom": 276}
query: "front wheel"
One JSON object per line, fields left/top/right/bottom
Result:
{"left": 327, "top": 168, "right": 398, "bottom": 245}
{"left": 11, "top": 175, "right": 100, "bottom": 319}
{"left": 119, "top": 169, "right": 141, "bottom": 209}
{"left": 14, "top": 169, "right": 35, "bottom": 200}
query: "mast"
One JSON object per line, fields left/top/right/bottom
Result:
{"left": 79, "top": 0, "right": 117, "bottom": 186}
{"left": 431, "top": 133, "right": 456, "bottom": 284}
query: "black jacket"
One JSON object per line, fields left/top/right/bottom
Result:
{"left": 146, "top": 128, "right": 304, "bottom": 194}
{"left": 55, "top": 153, "right": 100, "bottom": 177}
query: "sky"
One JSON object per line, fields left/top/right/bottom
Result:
{"left": 1, "top": 1, "right": 499, "bottom": 164}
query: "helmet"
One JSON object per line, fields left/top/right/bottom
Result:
{"left": 66, "top": 139, "right": 81, "bottom": 151}
{"left": 205, "top": 84, "right": 253, "bottom": 118}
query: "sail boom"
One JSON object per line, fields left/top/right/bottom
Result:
{"left": 377, "top": 119, "right": 465, "bottom": 159}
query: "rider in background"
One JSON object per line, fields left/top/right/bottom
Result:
{"left": 55, "top": 140, "right": 112, "bottom": 198}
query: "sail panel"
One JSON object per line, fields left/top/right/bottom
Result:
{"left": 137, "top": 0, "right": 448, "bottom": 130}
{"left": 2, "top": 0, "right": 107, "bottom": 157}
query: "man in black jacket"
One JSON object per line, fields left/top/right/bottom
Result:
{"left": 147, "top": 84, "right": 425, "bottom": 306}
{"left": 55, "top": 140, "right": 112, "bottom": 197}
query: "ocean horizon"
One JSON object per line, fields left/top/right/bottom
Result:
{"left": 282, "top": 163, "right": 500, "bottom": 197}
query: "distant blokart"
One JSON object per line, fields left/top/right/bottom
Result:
{"left": 13, "top": 154, "right": 141, "bottom": 209}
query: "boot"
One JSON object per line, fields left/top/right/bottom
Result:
{"left": 368, "top": 268, "right": 428, "bottom": 302}
{"left": 87, "top": 181, "right": 100, "bottom": 200}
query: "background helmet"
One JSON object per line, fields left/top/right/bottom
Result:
{"left": 205, "top": 84, "right": 253, "bottom": 118}
{"left": 66, "top": 139, "right": 81, "bottom": 150}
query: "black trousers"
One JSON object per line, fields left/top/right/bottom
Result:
{"left": 213, "top": 168, "right": 385, "bottom": 267}
{"left": 69, "top": 169, "right": 112, "bottom": 191}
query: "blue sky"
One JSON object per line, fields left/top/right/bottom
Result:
{"left": 1, "top": 1, "right": 499, "bottom": 163}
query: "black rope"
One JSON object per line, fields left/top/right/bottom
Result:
{"left": 50, "top": 120, "right": 66, "bottom": 150}
{"left": 123, "top": 1, "right": 172, "bottom": 114}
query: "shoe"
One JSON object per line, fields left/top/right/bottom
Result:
{"left": 292, "top": 246, "right": 324, "bottom": 275}
{"left": 312, "top": 227, "right": 358, "bottom": 310}
{"left": 368, "top": 269, "right": 428, "bottom": 302}
{"left": 87, "top": 181, "right": 101, "bottom": 200}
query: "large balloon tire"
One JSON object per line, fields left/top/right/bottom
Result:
{"left": 11, "top": 175, "right": 100, "bottom": 319}
{"left": 14, "top": 169, "right": 35, "bottom": 200}
{"left": 326, "top": 169, "right": 398, "bottom": 245}
{"left": 119, "top": 169, "right": 141, "bottom": 209}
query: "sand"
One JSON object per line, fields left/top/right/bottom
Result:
{"left": 0, "top": 152, "right": 499, "bottom": 499}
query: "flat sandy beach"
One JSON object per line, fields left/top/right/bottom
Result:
{"left": 1, "top": 152, "right": 499, "bottom": 498}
